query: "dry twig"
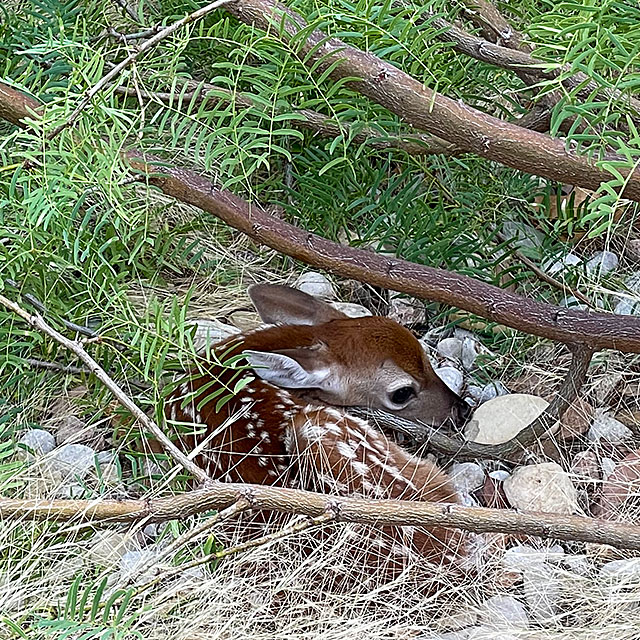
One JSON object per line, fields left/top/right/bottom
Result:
{"left": 0, "top": 292, "right": 211, "bottom": 486}
{"left": 47, "top": 0, "right": 233, "bottom": 139}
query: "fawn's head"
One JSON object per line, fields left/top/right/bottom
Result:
{"left": 241, "top": 284, "right": 468, "bottom": 427}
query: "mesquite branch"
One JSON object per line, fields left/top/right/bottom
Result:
{"left": 3, "top": 484, "right": 640, "bottom": 551}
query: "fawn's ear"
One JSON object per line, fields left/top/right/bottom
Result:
{"left": 248, "top": 284, "right": 347, "bottom": 326}
{"left": 243, "top": 348, "right": 333, "bottom": 390}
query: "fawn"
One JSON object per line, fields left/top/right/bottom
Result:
{"left": 165, "top": 284, "right": 469, "bottom": 568}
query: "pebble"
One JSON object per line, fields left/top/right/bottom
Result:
{"left": 449, "top": 462, "right": 485, "bottom": 494}
{"left": 119, "top": 549, "right": 159, "bottom": 585}
{"left": 295, "top": 272, "right": 336, "bottom": 300}
{"left": 188, "top": 318, "right": 241, "bottom": 352}
{"left": 437, "top": 337, "right": 463, "bottom": 361}
{"left": 330, "top": 302, "right": 372, "bottom": 318}
{"left": 587, "top": 410, "right": 632, "bottom": 444}
{"left": 461, "top": 338, "right": 479, "bottom": 371}
{"left": 17, "top": 429, "right": 55, "bottom": 460}
{"left": 601, "top": 457, "right": 617, "bottom": 481}
{"left": 522, "top": 561, "right": 561, "bottom": 623}
{"left": 542, "top": 252, "right": 582, "bottom": 276}
{"left": 388, "top": 295, "right": 425, "bottom": 326}
{"left": 87, "top": 531, "right": 133, "bottom": 567}
{"left": 614, "top": 299, "right": 640, "bottom": 315}
{"left": 94, "top": 450, "right": 120, "bottom": 485}
{"left": 435, "top": 366, "right": 464, "bottom": 395}
{"left": 586, "top": 251, "right": 618, "bottom": 277}
{"left": 503, "top": 462, "right": 579, "bottom": 514}
{"left": 600, "top": 558, "right": 640, "bottom": 580}
{"left": 478, "top": 595, "right": 529, "bottom": 630}
{"left": 45, "top": 444, "right": 96, "bottom": 482}
{"left": 502, "top": 220, "right": 545, "bottom": 249}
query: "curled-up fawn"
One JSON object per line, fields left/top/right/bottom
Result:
{"left": 165, "top": 284, "right": 470, "bottom": 571}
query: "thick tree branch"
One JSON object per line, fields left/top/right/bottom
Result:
{"left": 125, "top": 156, "right": 640, "bottom": 353}
{"left": 2, "top": 82, "right": 639, "bottom": 351}
{"left": 222, "top": 0, "right": 640, "bottom": 200}
{"left": 3, "top": 483, "right": 640, "bottom": 551}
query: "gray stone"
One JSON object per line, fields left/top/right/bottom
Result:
{"left": 489, "top": 470, "right": 510, "bottom": 482}
{"left": 435, "top": 366, "right": 464, "bottom": 395}
{"left": 601, "top": 457, "right": 616, "bottom": 481}
{"left": 502, "top": 221, "right": 545, "bottom": 250}
{"left": 188, "top": 318, "right": 241, "bottom": 352}
{"left": 560, "top": 295, "right": 588, "bottom": 310}
{"left": 461, "top": 338, "right": 479, "bottom": 371}
{"left": 437, "top": 338, "right": 463, "bottom": 361}
{"left": 450, "top": 462, "right": 485, "bottom": 494}
{"left": 56, "top": 483, "right": 88, "bottom": 499}
{"left": 295, "top": 272, "right": 336, "bottom": 300}
{"left": 17, "top": 429, "right": 55, "bottom": 460}
{"left": 503, "top": 462, "right": 578, "bottom": 514}
{"left": 542, "top": 252, "right": 582, "bottom": 276}
{"left": 600, "top": 558, "right": 640, "bottom": 580}
{"left": 388, "top": 296, "right": 425, "bottom": 326}
{"left": 614, "top": 298, "right": 640, "bottom": 315}
{"left": 93, "top": 450, "right": 120, "bottom": 485}
{"left": 478, "top": 381, "right": 509, "bottom": 404}
{"left": 586, "top": 251, "right": 618, "bottom": 277}
{"left": 587, "top": 410, "right": 632, "bottom": 444}
{"left": 87, "top": 531, "right": 133, "bottom": 567}
{"left": 45, "top": 444, "right": 96, "bottom": 482}
{"left": 478, "top": 595, "right": 529, "bottom": 630}
{"left": 119, "top": 549, "right": 158, "bottom": 585}
{"left": 522, "top": 562, "right": 561, "bottom": 623}
{"left": 330, "top": 302, "right": 372, "bottom": 318}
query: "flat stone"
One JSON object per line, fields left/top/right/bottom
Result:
{"left": 17, "top": 429, "right": 55, "bottom": 460}
{"left": 464, "top": 394, "right": 557, "bottom": 445}
{"left": 295, "top": 272, "right": 336, "bottom": 300}
{"left": 449, "top": 462, "right": 485, "bottom": 494}
{"left": 330, "top": 302, "right": 372, "bottom": 318}
{"left": 437, "top": 338, "right": 463, "bottom": 361}
{"left": 478, "top": 595, "right": 529, "bottom": 630}
{"left": 503, "top": 462, "right": 578, "bottom": 515}
{"left": 588, "top": 410, "right": 633, "bottom": 444}
{"left": 586, "top": 251, "right": 618, "bottom": 277}
{"left": 461, "top": 338, "right": 479, "bottom": 371}
{"left": 87, "top": 531, "right": 134, "bottom": 567}
{"left": 542, "top": 252, "right": 582, "bottom": 275}
{"left": 435, "top": 366, "right": 464, "bottom": 395}
{"left": 45, "top": 444, "right": 96, "bottom": 483}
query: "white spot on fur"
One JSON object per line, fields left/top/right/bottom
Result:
{"left": 258, "top": 456, "right": 268, "bottom": 467}
{"left": 352, "top": 461, "right": 369, "bottom": 476}
{"left": 336, "top": 441, "right": 357, "bottom": 459}
{"left": 259, "top": 431, "right": 271, "bottom": 443}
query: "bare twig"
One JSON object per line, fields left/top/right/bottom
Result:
{"left": 4, "top": 483, "right": 640, "bottom": 550}
{"left": 47, "top": 0, "right": 233, "bottom": 140}
{"left": 0, "top": 292, "right": 211, "bottom": 486}
{"left": 125, "top": 498, "right": 251, "bottom": 586}
{"left": 222, "top": 0, "right": 640, "bottom": 200}
{"left": 25, "top": 358, "right": 92, "bottom": 376}
{"left": 111, "top": 0, "right": 142, "bottom": 24}
{"left": 492, "top": 232, "right": 595, "bottom": 309}
{"left": 108, "top": 25, "right": 163, "bottom": 41}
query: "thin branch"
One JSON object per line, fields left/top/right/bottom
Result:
{"left": 0, "top": 292, "right": 212, "bottom": 486}
{"left": 125, "top": 154, "right": 640, "bottom": 353}
{"left": 107, "top": 25, "right": 163, "bottom": 42}
{"left": 110, "top": 0, "right": 142, "bottom": 24}
{"left": 355, "top": 344, "right": 594, "bottom": 462}
{"left": 25, "top": 358, "right": 92, "bottom": 376}
{"left": 4, "top": 482, "right": 640, "bottom": 551}
{"left": 47, "top": 0, "right": 233, "bottom": 140}
{"left": 492, "top": 232, "right": 595, "bottom": 309}
{"left": 222, "top": 0, "right": 640, "bottom": 199}
{"left": 113, "top": 84, "right": 458, "bottom": 156}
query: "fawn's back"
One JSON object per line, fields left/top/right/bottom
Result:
{"left": 165, "top": 284, "right": 469, "bottom": 567}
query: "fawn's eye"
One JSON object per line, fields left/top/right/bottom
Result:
{"left": 389, "top": 386, "right": 416, "bottom": 406}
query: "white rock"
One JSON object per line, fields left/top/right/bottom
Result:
{"left": 501, "top": 545, "right": 544, "bottom": 573}
{"left": 478, "top": 595, "right": 529, "bottom": 630}
{"left": 87, "top": 531, "right": 133, "bottom": 567}
{"left": 437, "top": 337, "right": 463, "bottom": 361}
{"left": 388, "top": 296, "right": 425, "bottom": 326}
{"left": 466, "top": 627, "right": 519, "bottom": 640}
{"left": 489, "top": 470, "right": 510, "bottom": 482}
{"left": 45, "top": 444, "right": 95, "bottom": 481}
{"left": 330, "top": 302, "right": 372, "bottom": 318}
{"left": 435, "top": 366, "right": 464, "bottom": 395}
{"left": 464, "top": 394, "right": 556, "bottom": 445}
{"left": 450, "top": 462, "right": 485, "bottom": 494}
{"left": 543, "top": 253, "right": 582, "bottom": 276}
{"left": 295, "top": 272, "right": 336, "bottom": 300}
{"left": 17, "top": 429, "right": 55, "bottom": 460}
{"left": 587, "top": 410, "right": 632, "bottom": 444}
{"left": 94, "top": 450, "right": 120, "bottom": 485}
{"left": 119, "top": 549, "right": 159, "bottom": 585}
{"left": 503, "top": 462, "right": 578, "bottom": 515}
{"left": 614, "top": 298, "right": 640, "bottom": 315}
{"left": 600, "top": 558, "right": 640, "bottom": 579}
{"left": 188, "top": 318, "right": 241, "bottom": 352}
{"left": 586, "top": 251, "right": 618, "bottom": 277}
{"left": 601, "top": 457, "right": 617, "bottom": 481}
{"left": 522, "top": 561, "right": 561, "bottom": 623}
{"left": 461, "top": 338, "right": 479, "bottom": 371}
{"left": 478, "top": 381, "right": 509, "bottom": 404}
{"left": 625, "top": 272, "right": 640, "bottom": 293}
